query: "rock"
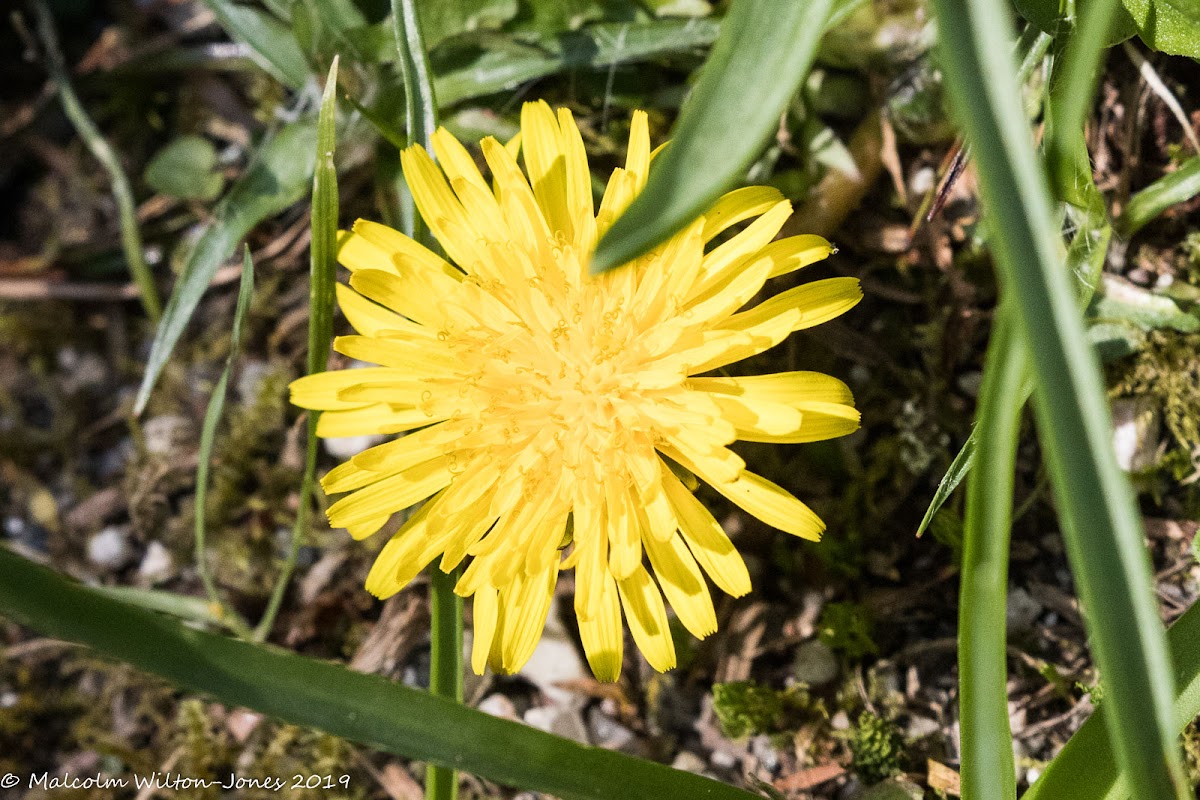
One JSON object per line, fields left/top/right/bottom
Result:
{"left": 671, "top": 751, "right": 708, "bottom": 774}
{"left": 904, "top": 716, "right": 941, "bottom": 739}
{"left": 1006, "top": 587, "right": 1043, "bottom": 633}
{"left": 142, "top": 415, "right": 193, "bottom": 456}
{"left": 750, "top": 735, "right": 780, "bottom": 772}
{"left": 137, "top": 541, "right": 175, "bottom": 583}
{"left": 709, "top": 749, "right": 739, "bottom": 770}
{"left": 793, "top": 640, "right": 840, "bottom": 686}
{"left": 477, "top": 694, "right": 517, "bottom": 720}
{"left": 831, "top": 710, "right": 851, "bottom": 731}
{"left": 524, "top": 706, "right": 589, "bottom": 744}
{"left": 1111, "top": 396, "right": 1161, "bottom": 472}
{"left": 87, "top": 526, "right": 133, "bottom": 570}
{"left": 587, "top": 706, "right": 634, "bottom": 750}
{"left": 518, "top": 598, "right": 588, "bottom": 707}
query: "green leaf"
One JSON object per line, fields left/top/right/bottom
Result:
{"left": 0, "top": 548, "right": 762, "bottom": 800}
{"left": 419, "top": 0, "right": 519, "bottom": 48}
{"left": 135, "top": 120, "right": 320, "bottom": 415}
{"left": 930, "top": 0, "right": 1187, "bottom": 797}
{"left": 254, "top": 59, "right": 341, "bottom": 643}
{"left": 1087, "top": 274, "right": 1200, "bottom": 334}
{"left": 202, "top": 0, "right": 311, "bottom": 88}
{"left": 958, "top": 308, "right": 1026, "bottom": 800}
{"left": 1115, "top": 155, "right": 1200, "bottom": 238}
{"left": 592, "top": 0, "right": 834, "bottom": 273}
{"left": 144, "top": 136, "right": 225, "bottom": 201}
{"left": 1022, "top": 598, "right": 1200, "bottom": 800}
{"left": 1122, "top": 0, "right": 1200, "bottom": 56}
{"left": 432, "top": 19, "right": 721, "bottom": 106}
{"left": 193, "top": 246, "right": 256, "bottom": 640}
{"left": 915, "top": 432, "right": 976, "bottom": 537}
{"left": 1012, "top": 0, "right": 1136, "bottom": 44}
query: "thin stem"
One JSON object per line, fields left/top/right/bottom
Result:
{"left": 958, "top": 306, "right": 1026, "bottom": 800}
{"left": 32, "top": 1, "right": 162, "bottom": 321}
{"left": 427, "top": 566, "right": 464, "bottom": 800}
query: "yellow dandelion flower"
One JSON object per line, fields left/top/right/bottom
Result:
{"left": 290, "top": 101, "right": 862, "bottom": 681}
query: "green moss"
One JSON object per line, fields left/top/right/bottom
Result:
{"left": 1111, "top": 331, "right": 1200, "bottom": 462}
{"left": 818, "top": 602, "right": 877, "bottom": 661}
{"left": 711, "top": 681, "right": 821, "bottom": 739}
{"left": 850, "top": 711, "right": 904, "bottom": 784}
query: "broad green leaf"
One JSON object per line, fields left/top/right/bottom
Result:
{"left": 144, "top": 136, "right": 224, "bottom": 201}
{"left": 202, "top": 0, "right": 311, "bottom": 88}
{"left": 1115, "top": 155, "right": 1200, "bottom": 238}
{"left": 930, "top": 0, "right": 1187, "bottom": 797}
{"left": 432, "top": 19, "right": 721, "bottom": 106}
{"left": 1021, "top": 597, "right": 1200, "bottom": 800}
{"left": 1012, "top": 0, "right": 1136, "bottom": 43}
{"left": 419, "top": 0, "right": 519, "bottom": 47}
{"left": 0, "top": 548, "right": 762, "bottom": 800}
{"left": 135, "top": 120, "right": 319, "bottom": 414}
{"left": 1122, "top": 0, "right": 1200, "bottom": 56}
{"left": 592, "top": 0, "right": 834, "bottom": 273}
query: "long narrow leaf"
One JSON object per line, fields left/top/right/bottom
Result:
{"left": 202, "top": 0, "right": 310, "bottom": 89}
{"left": 0, "top": 549, "right": 760, "bottom": 800}
{"left": 958, "top": 308, "right": 1026, "bottom": 800}
{"left": 1023, "top": 598, "right": 1200, "bottom": 800}
{"left": 135, "top": 120, "right": 319, "bottom": 414}
{"left": 929, "top": 1, "right": 1187, "bottom": 797}
{"left": 255, "top": 60, "right": 340, "bottom": 641}
{"left": 194, "top": 247, "right": 255, "bottom": 638}
{"left": 591, "top": 0, "right": 833, "bottom": 273}
{"left": 1115, "top": 155, "right": 1200, "bottom": 238}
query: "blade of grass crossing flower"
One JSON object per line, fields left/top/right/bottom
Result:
{"left": 1022, "top": 598, "right": 1200, "bottom": 800}
{"left": 591, "top": 0, "right": 834, "bottom": 273}
{"left": 134, "top": 119, "right": 319, "bottom": 414}
{"left": 0, "top": 549, "right": 762, "bottom": 800}
{"left": 1115, "top": 155, "right": 1200, "bottom": 238}
{"left": 33, "top": 1, "right": 162, "bottom": 321}
{"left": 255, "top": 59, "right": 340, "bottom": 642}
{"left": 958, "top": 307, "right": 1026, "bottom": 800}
{"left": 388, "top": 7, "right": 463, "bottom": 799}
{"left": 930, "top": 1, "right": 1187, "bottom": 797}
{"left": 391, "top": 0, "right": 439, "bottom": 244}
{"left": 194, "top": 247, "right": 256, "bottom": 639}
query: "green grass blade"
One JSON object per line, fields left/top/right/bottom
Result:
{"left": 591, "top": 0, "right": 834, "bottom": 274}
{"left": 202, "top": 0, "right": 310, "bottom": 89}
{"left": 915, "top": 432, "right": 975, "bottom": 537}
{"left": 194, "top": 247, "right": 256, "bottom": 639}
{"left": 33, "top": 1, "right": 162, "bottom": 322}
{"left": 255, "top": 59, "right": 340, "bottom": 642}
{"left": 929, "top": 1, "right": 1187, "bottom": 798}
{"left": 1115, "top": 155, "right": 1200, "bottom": 238}
{"left": 432, "top": 20, "right": 721, "bottom": 107}
{"left": 387, "top": 6, "right": 463, "bottom": 797}
{"left": 958, "top": 308, "right": 1026, "bottom": 800}
{"left": 0, "top": 549, "right": 761, "bottom": 800}
{"left": 1044, "top": 0, "right": 1121, "bottom": 208}
{"left": 1022, "top": 598, "right": 1200, "bottom": 800}
{"left": 135, "top": 120, "right": 319, "bottom": 415}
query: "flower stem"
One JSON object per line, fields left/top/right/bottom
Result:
{"left": 427, "top": 566, "right": 463, "bottom": 800}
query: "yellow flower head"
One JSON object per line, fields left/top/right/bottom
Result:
{"left": 290, "top": 101, "right": 861, "bottom": 681}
